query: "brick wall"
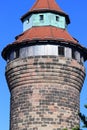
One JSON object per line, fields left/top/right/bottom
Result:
{"left": 6, "top": 56, "right": 86, "bottom": 130}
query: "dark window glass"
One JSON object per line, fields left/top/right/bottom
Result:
{"left": 72, "top": 49, "right": 75, "bottom": 59}
{"left": 40, "top": 15, "right": 44, "bottom": 20}
{"left": 58, "top": 46, "right": 64, "bottom": 56}
{"left": 56, "top": 16, "right": 59, "bottom": 21}
{"left": 16, "top": 49, "right": 19, "bottom": 58}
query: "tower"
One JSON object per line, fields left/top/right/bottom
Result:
{"left": 2, "top": 0, "right": 87, "bottom": 130}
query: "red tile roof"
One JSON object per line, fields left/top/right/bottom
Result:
{"left": 21, "top": 0, "right": 70, "bottom": 24}
{"left": 15, "top": 26, "right": 77, "bottom": 44}
{"left": 30, "top": 0, "right": 63, "bottom": 13}
{"left": 2, "top": 0, "right": 87, "bottom": 61}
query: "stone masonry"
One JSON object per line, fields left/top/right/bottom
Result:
{"left": 5, "top": 56, "right": 85, "bottom": 130}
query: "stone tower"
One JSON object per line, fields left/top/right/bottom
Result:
{"left": 2, "top": 0, "right": 87, "bottom": 130}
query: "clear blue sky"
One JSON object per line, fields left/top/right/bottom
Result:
{"left": 0, "top": 0, "right": 87, "bottom": 130}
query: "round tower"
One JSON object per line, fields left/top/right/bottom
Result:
{"left": 2, "top": 0, "right": 87, "bottom": 130}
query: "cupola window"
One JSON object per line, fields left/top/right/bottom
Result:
{"left": 56, "top": 16, "right": 59, "bottom": 21}
{"left": 26, "top": 19, "right": 29, "bottom": 24}
{"left": 40, "top": 15, "right": 44, "bottom": 21}
{"left": 58, "top": 46, "right": 64, "bottom": 56}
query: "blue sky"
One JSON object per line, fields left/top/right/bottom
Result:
{"left": 0, "top": 0, "right": 87, "bottom": 130}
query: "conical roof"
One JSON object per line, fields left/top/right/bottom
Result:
{"left": 30, "top": 0, "right": 63, "bottom": 12}
{"left": 2, "top": 0, "right": 87, "bottom": 61}
{"left": 21, "top": 0, "right": 70, "bottom": 24}
{"left": 15, "top": 26, "right": 77, "bottom": 44}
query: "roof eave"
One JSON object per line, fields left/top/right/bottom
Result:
{"left": 2, "top": 39, "right": 87, "bottom": 61}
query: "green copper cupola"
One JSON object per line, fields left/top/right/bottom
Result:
{"left": 2, "top": 0, "right": 87, "bottom": 63}
{"left": 21, "top": 0, "right": 70, "bottom": 31}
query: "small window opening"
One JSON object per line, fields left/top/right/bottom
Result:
{"left": 10, "top": 52, "right": 14, "bottom": 60}
{"left": 75, "top": 51, "right": 80, "bottom": 62}
{"left": 16, "top": 49, "right": 19, "bottom": 58}
{"left": 56, "top": 16, "right": 59, "bottom": 21}
{"left": 72, "top": 49, "right": 75, "bottom": 59}
{"left": 80, "top": 56, "right": 84, "bottom": 64}
{"left": 40, "top": 15, "right": 44, "bottom": 20}
{"left": 26, "top": 19, "right": 29, "bottom": 24}
{"left": 7, "top": 53, "right": 10, "bottom": 62}
{"left": 58, "top": 46, "right": 64, "bottom": 56}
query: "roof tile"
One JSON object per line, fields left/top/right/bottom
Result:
{"left": 15, "top": 26, "right": 77, "bottom": 44}
{"left": 21, "top": 0, "right": 70, "bottom": 24}
{"left": 30, "top": 0, "right": 63, "bottom": 13}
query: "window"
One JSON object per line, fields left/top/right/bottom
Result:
{"left": 58, "top": 46, "right": 64, "bottom": 56}
{"left": 9, "top": 50, "right": 19, "bottom": 61}
{"left": 65, "top": 47, "right": 72, "bottom": 59}
{"left": 72, "top": 49, "right": 81, "bottom": 62}
{"left": 10, "top": 52, "right": 15, "bottom": 60}
{"left": 75, "top": 51, "right": 80, "bottom": 62}
{"left": 56, "top": 16, "right": 59, "bottom": 21}
{"left": 26, "top": 19, "right": 29, "bottom": 24}
{"left": 72, "top": 49, "right": 75, "bottom": 59}
{"left": 40, "top": 15, "right": 44, "bottom": 20}
{"left": 16, "top": 49, "right": 19, "bottom": 58}
{"left": 80, "top": 56, "right": 84, "bottom": 64}
{"left": 7, "top": 53, "right": 10, "bottom": 62}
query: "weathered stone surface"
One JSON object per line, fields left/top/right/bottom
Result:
{"left": 6, "top": 56, "right": 86, "bottom": 130}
